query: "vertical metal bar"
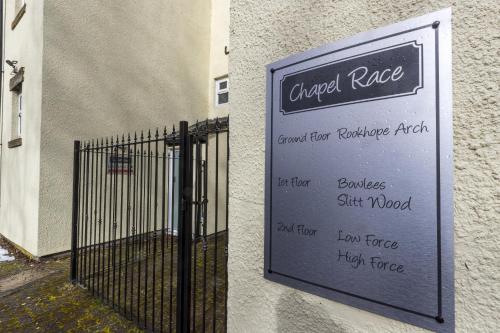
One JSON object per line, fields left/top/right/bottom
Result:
{"left": 192, "top": 130, "right": 202, "bottom": 331}
{"left": 202, "top": 127, "right": 209, "bottom": 333}
{"left": 92, "top": 140, "right": 100, "bottom": 295}
{"left": 194, "top": 127, "right": 202, "bottom": 240}
{"left": 152, "top": 131, "right": 160, "bottom": 329}
{"left": 103, "top": 138, "right": 110, "bottom": 301}
{"left": 124, "top": 135, "right": 131, "bottom": 317}
{"left": 137, "top": 132, "right": 144, "bottom": 321}
{"left": 83, "top": 143, "right": 90, "bottom": 287}
{"left": 224, "top": 127, "right": 230, "bottom": 332}
{"left": 78, "top": 143, "right": 87, "bottom": 284}
{"left": 160, "top": 128, "right": 167, "bottom": 332}
{"left": 144, "top": 131, "right": 152, "bottom": 328}
{"left": 176, "top": 121, "right": 193, "bottom": 333}
{"left": 88, "top": 141, "right": 95, "bottom": 291}
{"left": 118, "top": 135, "right": 125, "bottom": 309}
{"left": 107, "top": 137, "right": 114, "bottom": 301}
{"left": 152, "top": 130, "right": 159, "bottom": 330}
{"left": 90, "top": 140, "right": 97, "bottom": 295}
{"left": 112, "top": 136, "right": 119, "bottom": 307}
{"left": 97, "top": 139, "right": 104, "bottom": 296}
{"left": 130, "top": 133, "right": 138, "bottom": 319}
{"left": 70, "top": 141, "right": 81, "bottom": 282}
{"left": 212, "top": 123, "right": 220, "bottom": 333}
{"left": 169, "top": 127, "right": 176, "bottom": 333}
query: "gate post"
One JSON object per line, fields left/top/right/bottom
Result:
{"left": 177, "top": 121, "right": 193, "bottom": 333}
{"left": 70, "top": 140, "right": 81, "bottom": 282}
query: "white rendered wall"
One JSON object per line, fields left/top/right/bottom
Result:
{"left": 206, "top": 0, "right": 230, "bottom": 234}
{"left": 0, "top": 0, "right": 44, "bottom": 256}
{"left": 208, "top": 0, "right": 230, "bottom": 119}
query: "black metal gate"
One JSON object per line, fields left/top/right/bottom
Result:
{"left": 70, "top": 118, "right": 229, "bottom": 333}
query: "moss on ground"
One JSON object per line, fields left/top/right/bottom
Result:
{"left": 0, "top": 260, "right": 27, "bottom": 280}
{"left": 74, "top": 233, "right": 227, "bottom": 332}
{"left": 0, "top": 236, "right": 36, "bottom": 280}
{"left": 0, "top": 233, "right": 227, "bottom": 332}
{"left": 0, "top": 258, "right": 143, "bottom": 332}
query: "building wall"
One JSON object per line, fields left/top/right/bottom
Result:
{"left": 206, "top": 0, "right": 230, "bottom": 235}
{"left": 208, "top": 0, "right": 230, "bottom": 119}
{"left": 228, "top": 1, "right": 499, "bottom": 332}
{"left": 0, "top": 0, "right": 45, "bottom": 255}
{"left": 37, "top": 0, "right": 212, "bottom": 256}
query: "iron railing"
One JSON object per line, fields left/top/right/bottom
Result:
{"left": 70, "top": 118, "right": 229, "bottom": 333}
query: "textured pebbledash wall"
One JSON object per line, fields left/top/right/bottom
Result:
{"left": 228, "top": 1, "right": 499, "bottom": 332}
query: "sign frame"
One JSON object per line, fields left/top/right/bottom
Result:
{"left": 264, "top": 8, "right": 453, "bottom": 333}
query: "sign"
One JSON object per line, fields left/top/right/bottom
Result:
{"left": 107, "top": 152, "right": 133, "bottom": 174}
{"left": 280, "top": 42, "right": 423, "bottom": 114}
{"left": 264, "top": 9, "right": 453, "bottom": 333}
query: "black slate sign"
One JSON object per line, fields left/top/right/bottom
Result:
{"left": 280, "top": 42, "right": 423, "bottom": 114}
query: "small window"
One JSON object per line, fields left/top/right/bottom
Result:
{"left": 17, "top": 93, "right": 23, "bottom": 137}
{"left": 11, "top": 88, "right": 23, "bottom": 139}
{"left": 215, "top": 77, "right": 229, "bottom": 106}
{"left": 8, "top": 68, "right": 24, "bottom": 147}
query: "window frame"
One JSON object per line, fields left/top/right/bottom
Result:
{"left": 8, "top": 68, "right": 24, "bottom": 148}
{"left": 17, "top": 92, "right": 23, "bottom": 138}
{"left": 215, "top": 77, "right": 229, "bottom": 106}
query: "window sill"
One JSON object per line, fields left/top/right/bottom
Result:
{"left": 11, "top": 4, "right": 26, "bottom": 30}
{"left": 8, "top": 138, "right": 22, "bottom": 148}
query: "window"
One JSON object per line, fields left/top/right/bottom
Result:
{"left": 12, "top": 89, "right": 23, "bottom": 138}
{"left": 17, "top": 92, "right": 23, "bottom": 137}
{"left": 8, "top": 67, "right": 24, "bottom": 147}
{"left": 215, "top": 77, "right": 229, "bottom": 106}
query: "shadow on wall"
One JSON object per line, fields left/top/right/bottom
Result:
{"left": 276, "top": 290, "right": 354, "bottom": 333}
